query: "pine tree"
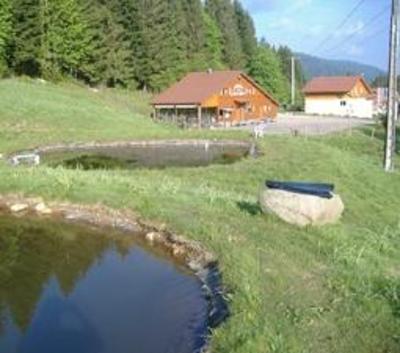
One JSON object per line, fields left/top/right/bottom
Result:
{"left": 205, "top": 0, "right": 245, "bottom": 69}
{"left": 178, "top": 0, "right": 207, "bottom": 70}
{"left": 133, "top": 0, "right": 186, "bottom": 91}
{"left": 202, "top": 10, "right": 224, "bottom": 70}
{"left": 12, "top": 0, "right": 44, "bottom": 76}
{"left": 233, "top": 0, "right": 256, "bottom": 67}
{"left": 248, "top": 44, "right": 289, "bottom": 104}
{"left": 0, "top": 0, "right": 12, "bottom": 74}
{"left": 277, "top": 46, "right": 305, "bottom": 106}
{"left": 41, "top": 0, "right": 92, "bottom": 80}
{"left": 82, "top": 0, "right": 134, "bottom": 87}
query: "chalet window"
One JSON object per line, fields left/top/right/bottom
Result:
{"left": 340, "top": 101, "right": 347, "bottom": 107}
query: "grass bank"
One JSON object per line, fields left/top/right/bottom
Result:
{"left": 1, "top": 78, "right": 400, "bottom": 353}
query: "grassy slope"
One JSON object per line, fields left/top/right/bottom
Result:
{"left": 1, "top": 78, "right": 400, "bottom": 353}
{"left": 0, "top": 78, "right": 244, "bottom": 152}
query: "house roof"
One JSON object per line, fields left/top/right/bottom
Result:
{"left": 152, "top": 70, "right": 279, "bottom": 106}
{"left": 303, "top": 76, "right": 372, "bottom": 95}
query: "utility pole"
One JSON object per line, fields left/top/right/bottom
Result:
{"left": 291, "top": 56, "right": 296, "bottom": 107}
{"left": 384, "top": 0, "right": 399, "bottom": 172}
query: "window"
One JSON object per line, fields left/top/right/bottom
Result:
{"left": 340, "top": 101, "right": 347, "bottom": 107}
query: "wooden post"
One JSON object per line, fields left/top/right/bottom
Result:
{"left": 197, "top": 105, "right": 202, "bottom": 129}
{"left": 174, "top": 106, "right": 178, "bottom": 125}
{"left": 153, "top": 107, "right": 158, "bottom": 121}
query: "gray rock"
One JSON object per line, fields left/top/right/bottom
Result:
{"left": 9, "top": 203, "right": 29, "bottom": 213}
{"left": 34, "top": 202, "right": 52, "bottom": 215}
{"left": 259, "top": 188, "right": 344, "bottom": 227}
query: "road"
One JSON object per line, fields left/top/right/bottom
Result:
{"left": 225, "top": 114, "right": 374, "bottom": 136}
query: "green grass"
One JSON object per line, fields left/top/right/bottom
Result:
{"left": 1, "top": 78, "right": 400, "bottom": 353}
{"left": 0, "top": 77, "right": 245, "bottom": 152}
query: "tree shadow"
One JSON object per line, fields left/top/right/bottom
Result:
{"left": 237, "top": 201, "right": 262, "bottom": 216}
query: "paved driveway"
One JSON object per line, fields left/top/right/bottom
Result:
{"left": 225, "top": 114, "right": 374, "bottom": 136}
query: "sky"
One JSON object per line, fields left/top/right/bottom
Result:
{"left": 241, "top": 0, "right": 391, "bottom": 70}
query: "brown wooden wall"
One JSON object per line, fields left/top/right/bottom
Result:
{"left": 202, "top": 75, "right": 279, "bottom": 123}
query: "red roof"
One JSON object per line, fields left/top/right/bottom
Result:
{"left": 303, "top": 76, "right": 372, "bottom": 94}
{"left": 152, "top": 70, "right": 279, "bottom": 106}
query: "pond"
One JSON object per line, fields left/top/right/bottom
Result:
{"left": 0, "top": 216, "right": 209, "bottom": 353}
{"left": 10, "top": 140, "right": 255, "bottom": 170}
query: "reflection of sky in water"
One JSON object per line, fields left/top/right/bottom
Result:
{"left": 0, "top": 243, "right": 207, "bottom": 353}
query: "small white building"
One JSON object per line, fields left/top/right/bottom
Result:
{"left": 303, "top": 76, "right": 374, "bottom": 119}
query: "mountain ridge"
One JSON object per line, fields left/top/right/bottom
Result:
{"left": 296, "top": 53, "right": 385, "bottom": 83}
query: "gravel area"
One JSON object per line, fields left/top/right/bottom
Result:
{"left": 225, "top": 114, "right": 374, "bottom": 136}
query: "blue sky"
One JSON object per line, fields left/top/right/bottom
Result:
{"left": 241, "top": 0, "right": 391, "bottom": 70}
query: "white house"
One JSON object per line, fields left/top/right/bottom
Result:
{"left": 303, "top": 76, "right": 374, "bottom": 119}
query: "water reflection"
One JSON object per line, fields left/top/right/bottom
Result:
{"left": 0, "top": 217, "right": 207, "bottom": 353}
{"left": 41, "top": 143, "right": 250, "bottom": 170}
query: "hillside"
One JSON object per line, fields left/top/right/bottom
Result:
{"left": 297, "top": 53, "right": 385, "bottom": 82}
{"left": 0, "top": 78, "right": 244, "bottom": 153}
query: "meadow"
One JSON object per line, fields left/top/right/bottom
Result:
{"left": 1, "top": 78, "right": 399, "bottom": 353}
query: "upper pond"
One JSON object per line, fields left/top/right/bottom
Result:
{"left": 13, "top": 140, "right": 254, "bottom": 170}
{"left": 0, "top": 216, "right": 208, "bottom": 353}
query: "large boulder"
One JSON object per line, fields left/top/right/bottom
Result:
{"left": 259, "top": 187, "right": 344, "bottom": 227}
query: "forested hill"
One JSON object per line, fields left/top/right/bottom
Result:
{"left": 0, "top": 0, "right": 304, "bottom": 106}
{"left": 297, "top": 53, "right": 385, "bottom": 82}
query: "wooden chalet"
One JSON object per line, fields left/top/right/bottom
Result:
{"left": 152, "top": 70, "right": 279, "bottom": 128}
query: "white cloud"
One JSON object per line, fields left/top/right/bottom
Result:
{"left": 334, "top": 20, "right": 366, "bottom": 38}
{"left": 294, "top": 0, "right": 313, "bottom": 10}
{"left": 241, "top": 0, "right": 312, "bottom": 14}
{"left": 346, "top": 45, "right": 364, "bottom": 57}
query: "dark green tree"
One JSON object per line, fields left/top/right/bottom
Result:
{"left": 202, "top": 10, "right": 224, "bottom": 69}
{"left": 205, "top": 0, "right": 245, "bottom": 69}
{"left": 41, "top": 0, "right": 92, "bottom": 80}
{"left": 277, "top": 46, "right": 305, "bottom": 106}
{"left": 82, "top": 0, "right": 135, "bottom": 87}
{"left": 248, "top": 43, "right": 289, "bottom": 104}
{"left": 0, "top": 0, "right": 12, "bottom": 74}
{"left": 233, "top": 0, "right": 256, "bottom": 67}
{"left": 133, "top": 0, "right": 186, "bottom": 91}
{"left": 12, "top": 0, "right": 44, "bottom": 76}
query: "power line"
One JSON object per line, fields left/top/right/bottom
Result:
{"left": 324, "top": 26, "right": 389, "bottom": 59}
{"left": 311, "top": 0, "right": 367, "bottom": 54}
{"left": 320, "top": 5, "right": 391, "bottom": 56}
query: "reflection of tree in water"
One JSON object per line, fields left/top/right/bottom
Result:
{"left": 0, "top": 216, "right": 135, "bottom": 332}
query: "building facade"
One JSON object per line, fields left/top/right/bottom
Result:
{"left": 152, "top": 71, "right": 279, "bottom": 128}
{"left": 303, "top": 76, "right": 374, "bottom": 119}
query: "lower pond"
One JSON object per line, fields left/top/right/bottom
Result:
{"left": 0, "top": 216, "right": 208, "bottom": 353}
{"left": 11, "top": 140, "right": 254, "bottom": 170}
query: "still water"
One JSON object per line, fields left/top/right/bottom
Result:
{"left": 39, "top": 142, "right": 252, "bottom": 170}
{"left": 0, "top": 217, "right": 208, "bottom": 353}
